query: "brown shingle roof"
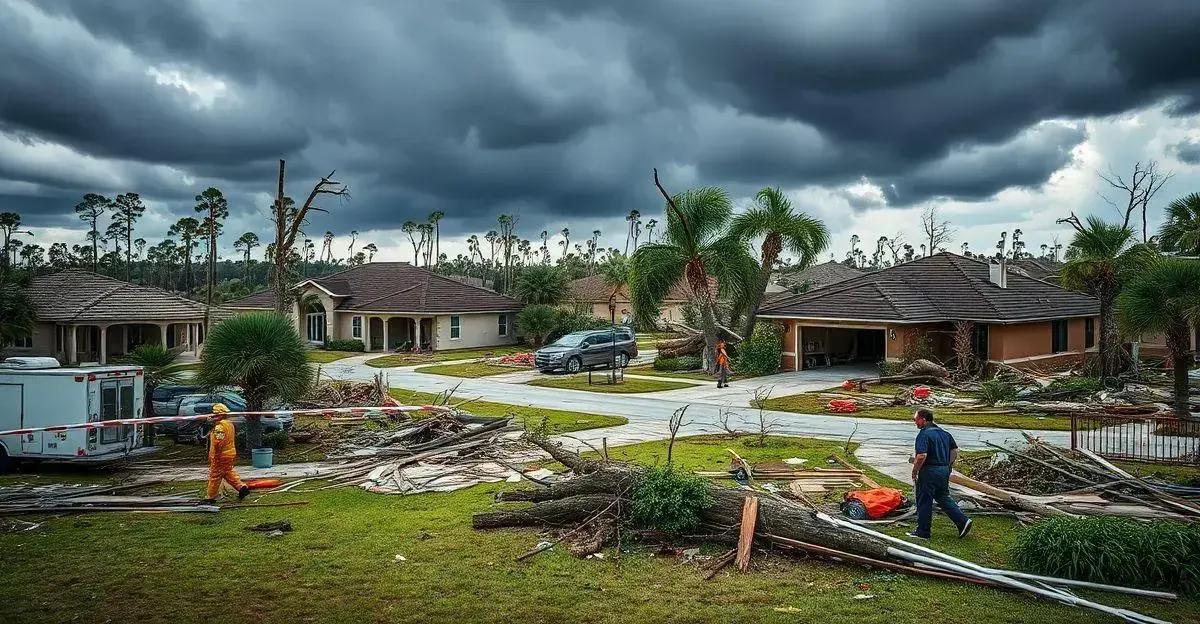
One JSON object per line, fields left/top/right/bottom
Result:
{"left": 28, "top": 269, "right": 208, "bottom": 322}
{"left": 567, "top": 274, "right": 708, "bottom": 304}
{"left": 777, "top": 261, "right": 864, "bottom": 291}
{"left": 224, "top": 262, "right": 523, "bottom": 314}
{"left": 760, "top": 253, "right": 1098, "bottom": 324}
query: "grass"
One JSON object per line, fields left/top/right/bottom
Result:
{"left": 759, "top": 385, "right": 1073, "bottom": 431}
{"left": 1, "top": 435, "right": 1192, "bottom": 624}
{"left": 388, "top": 388, "right": 626, "bottom": 434}
{"left": 528, "top": 374, "right": 693, "bottom": 394}
{"left": 305, "top": 350, "right": 362, "bottom": 363}
{"left": 415, "top": 361, "right": 524, "bottom": 378}
{"left": 365, "top": 345, "right": 526, "bottom": 368}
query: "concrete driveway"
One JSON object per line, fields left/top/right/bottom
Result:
{"left": 322, "top": 357, "right": 1065, "bottom": 453}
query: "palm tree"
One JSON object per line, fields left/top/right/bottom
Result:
{"left": 515, "top": 304, "right": 557, "bottom": 348}
{"left": 346, "top": 230, "right": 358, "bottom": 259}
{"left": 624, "top": 210, "right": 639, "bottom": 255}
{"left": 559, "top": 228, "right": 570, "bottom": 260}
{"left": 123, "top": 344, "right": 190, "bottom": 445}
{"left": 729, "top": 187, "right": 829, "bottom": 338}
{"left": 363, "top": 243, "right": 378, "bottom": 262}
{"left": 428, "top": 211, "right": 444, "bottom": 265}
{"left": 233, "top": 232, "right": 260, "bottom": 284}
{"left": 630, "top": 185, "right": 756, "bottom": 368}
{"left": 1060, "top": 216, "right": 1156, "bottom": 377}
{"left": 196, "top": 313, "right": 313, "bottom": 449}
{"left": 513, "top": 265, "right": 568, "bottom": 304}
{"left": 1159, "top": 193, "right": 1200, "bottom": 256}
{"left": 1117, "top": 258, "right": 1200, "bottom": 418}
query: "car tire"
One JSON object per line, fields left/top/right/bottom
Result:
{"left": 0, "top": 446, "right": 10, "bottom": 474}
{"left": 566, "top": 356, "right": 582, "bottom": 374}
{"left": 616, "top": 352, "right": 629, "bottom": 368}
{"left": 539, "top": 369, "right": 554, "bottom": 374}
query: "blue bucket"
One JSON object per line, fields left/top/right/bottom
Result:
{"left": 250, "top": 447, "right": 274, "bottom": 469}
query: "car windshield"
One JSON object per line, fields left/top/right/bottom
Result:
{"left": 551, "top": 333, "right": 590, "bottom": 347}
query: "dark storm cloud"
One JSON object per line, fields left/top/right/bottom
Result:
{"left": 1, "top": 0, "right": 1199, "bottom": 238}
{"left": 1168, "top": 139, "right": 1200, "bottom": 165}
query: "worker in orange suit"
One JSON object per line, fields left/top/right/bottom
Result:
{"left": 714, "top": 340, "right": 731, "bottom": 388}
{"left": 204, "top": 403, "right": 250, "bottom": 504}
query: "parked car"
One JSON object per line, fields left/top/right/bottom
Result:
{"left": 161, "top": 391, "right": 294, "bottom": 442}
{"left": 150, "top": 384, "right": 205, "bottom": 417}
{"left": 535, "top": 327, "right": 638, "bottom": 374}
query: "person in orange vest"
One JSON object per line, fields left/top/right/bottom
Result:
{"left": 204, "top": 403, "right": 250, "bottom": 504}
{"left": 715, "top": 340, "right": 731, "bottom": 388}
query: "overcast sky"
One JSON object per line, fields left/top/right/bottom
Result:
{"left": 3, "top": 0, "right": 1200, "bottom": 264}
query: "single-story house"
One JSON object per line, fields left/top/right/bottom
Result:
{"left": 759, "top": 253, "right": 1101, "bottom": 371}
{"left": 224, "top": 262, "right": 522, "bottom": 352}
{"left": 566, "top": 274, "right": 710, "bottom": 324}
{"left": 4, "top": 269, "right": 209, "bottom": 365}
{"left": 767, "top": 261, "right": 864, "bottom": 294}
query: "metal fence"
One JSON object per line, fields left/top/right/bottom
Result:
{"left": 1070, "top": 413, "right": 1200, "bottom": 464}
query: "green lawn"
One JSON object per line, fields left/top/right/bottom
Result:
{"left": 759, "top": 385, "right": 1072, "bottom": 431}
{"left": 389, "top": 388, "right": 626, "bottom": 434}
{"left": 306, "top": 350, "right": 362, "bottom": 363}
{"left": 527, "top": 374, "right": 693, "bottom": 394}
{"left": 1, "top": 435, "right": 1191, "bottom": 624}
{"left": 414, "top": 361, "right": 524, "bottom": 378}
{"left": 365, "top": 345, "right": 526, "bottom": 368}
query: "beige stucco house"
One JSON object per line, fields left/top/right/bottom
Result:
{"left": 565, "top": 274, "right": 711, "bottom": 325}
{"left": 759, "top": 253, "right": 1101, "bottom": 371}
{"left": 224, "top": 262, "right": 522, "bottom": 352}
{"left": 3, "top": 269, "right": 209, "bottom": 365}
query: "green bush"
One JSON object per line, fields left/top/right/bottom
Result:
{"left": 1036, "top": 375, "right": 1103, "bottom": 398}
{"left": 236, "top": 427, "right": 289, "bottom": 451}
{"left": 653, "top": 356, "right": 702, "bottom": 371}
{"left": 631, "top": 466, "right": 713, "bottom": 534}
{"left": 516, "top": 304, "right": 558, "bottom": 348}
{"left": 547, "top": 309, "right": 609, "bottom": 343}
{"left": 900, "top": 328, "right": 936, "bottom": 365}
{"left": 978, "top": 379, "right": 1018, "bottom": 405}
{"left": 736, "top": 324, "right": 782, "bottom": 376}
{"left": 1012, "top": 517, "right": 1200, "bottom": 594}
{"left": 325, "top": 339, "right": 365, "bottom": 352}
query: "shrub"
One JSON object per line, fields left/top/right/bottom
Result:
{"left": 631, "top": 466, "right": 713, "bottom": 534}
{"left": 516, "top": 304, "right": 558, "bottom": 347}
{"left": 978, "top": 379, "right": 1018, "bottom": 405}
{"left": 236, "top": 428, "right": 289, "bottom": 451}
{"left": 900, "top": 328, "right": 936, "bottom": 365}
{"left": 546, "top": 308, "right": 608, "bottom": 343}
{"left": 737, "top": 323, "right": 782, "bottom": 376}
{"left": 1036, "top": 375, "right": 1103, "bottom": 398}
{"left": 325, "top": 338, "right": 365, "bottom": 352}
{"left": 653, "top": 355, "right": 703, "bottom": 372}
{"left": 512, "top": 265, "right": 568, "bottom": 305}
{"left": 877, "top": 360, "right": 905, "bottom": 376}
{"left": 1012, "top": 517, "right": 1200, "bottom": 594}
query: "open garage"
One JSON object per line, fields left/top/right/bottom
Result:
{"left": 796, "top": 325, "right": 886, "bottom": 370}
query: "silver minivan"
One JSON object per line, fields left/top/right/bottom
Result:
{"left": 534, "top": 327, "right": 638, "bottom": 374}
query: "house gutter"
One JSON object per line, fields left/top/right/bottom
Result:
{"left": 757, "top": 313, "right": 1099, "bottom": 325}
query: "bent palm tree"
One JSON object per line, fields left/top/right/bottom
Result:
{"left": 730, "top": 187, "right": 829, "bottom": 338}
{"left": 630, "top": 184, "right": 756, "bottom": 369}
{"left": 1117, "top": 258, "right": 1200, "bottom": 418}
{"left": 1060, "top": 216, "right": 1155, "bottom": 378}
{"left": 197, "top": 313, "right": 312, "bottom": 448}
{"left": 1159, "top": 193, "right": 1200, "bottom": 256}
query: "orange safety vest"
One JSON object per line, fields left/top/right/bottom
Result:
{"left": 208, "top": 419, "right": 238, "bottom": 463}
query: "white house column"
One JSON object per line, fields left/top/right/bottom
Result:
{"left": 795, "top": 323, "right": 803, "bottom": 371}
{"left": 159, "top": 323, "right": 169, "bottom": 347}
{"left": 363, "top": 316, "right": 371, "bottom": 352}
{"left": 99, "top": 326, "right": 108, "bottom": 364}
{"left": 68, "top": 325, "right": 78, "bottom": 365}
{"left": 121, "top": 325, "right": 129, "bottom": 356}
{"left": 192, "top": 323, "right": 201, "bottom": 356}
{"left": 382, "top": 317, "right": 390, "bottom": 353}
{"left": 414, "top": 317, "right": 422, "bottom": 349}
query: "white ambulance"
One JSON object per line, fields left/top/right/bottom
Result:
{"left": 0, "top": 357, "right": 158, "bottom": 469}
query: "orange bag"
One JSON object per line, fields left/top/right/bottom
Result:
{"left": 244, "top": 478, "right": 284, "bottom": 490}
{"left": 912, "top": 385, "right": 932, "bottom": 400}
{"left": 827, "top": 399, "right": 859, "bottom": 413}
{"left": 845, "top": 487, "right": 904, "bottom": 519}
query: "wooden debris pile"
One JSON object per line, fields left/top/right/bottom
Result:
{"left": 957, "top": 436, "right": 1200, "bottom": 521}
{"left": 0, "top": 481, "right": 217, "bottom": 515}
{"left": 291, "top": 372, "right": 396, "bottom": 413}
{"left": 473, "top": 438, "right": 1175, "bottom": 624}
{"left": 656, "top": 322, "right": 742, "bottom": 359}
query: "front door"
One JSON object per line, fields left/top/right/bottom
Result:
{"left": 306, "top": 313, "right": 326, "bottom": 344}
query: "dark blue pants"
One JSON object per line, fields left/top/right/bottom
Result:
{"left": 914, "top": 465, "right": 969, "bottom": 538}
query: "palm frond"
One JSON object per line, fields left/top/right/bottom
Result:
{"left": 1159, "top": 193, "right": 1200, "bottom": 254}
{"left": 629, "top": 244, "right": 687, "bottom": 322}
{"left": 1117, "top": 258, "right": 1200, "bottom": 337}
{"left": 197, "top": 312, "right": 313, "bottom": 406}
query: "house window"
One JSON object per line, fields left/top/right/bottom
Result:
{"left": 450, "top": 316, "right": 461, "bottom": 340}
{"left": 498, "top": 314, "right": 508, "bottom": 336}
{"left": 352, "top": 316, "right": 363, "bottom": 339}
{"left": 306, "top": 313, "right": 326, "bottom": 344}
{"left": 1051, "top": 320, "right": 1069, "bottom": 353}
{"left": 1084, "top": 318, "right": 1095, "bottom": 349}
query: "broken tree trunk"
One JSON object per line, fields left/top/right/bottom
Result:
{"left": 950, "top": 471, "right": 1073, "bottom": 518}
{"left": 735, "top": 496, "right": 759, "bottom": 571}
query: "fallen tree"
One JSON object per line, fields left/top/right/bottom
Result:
{"left": 473, "top": 437, "right": 1179, "bottom": 623}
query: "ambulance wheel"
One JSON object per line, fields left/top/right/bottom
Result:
{"left": 0, "top": 447, "right": 12, "bottom": 475}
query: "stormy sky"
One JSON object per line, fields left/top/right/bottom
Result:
{"left": 3, "top": 0, "right": 1200, "bottom": 263}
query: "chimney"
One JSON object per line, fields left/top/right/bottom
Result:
{"left": 989, "top": 258, "right": 1007, "bottom": 288}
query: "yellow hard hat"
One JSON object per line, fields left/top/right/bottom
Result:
{"left": 211, "top": 403, "right": 230, "bottom": 416}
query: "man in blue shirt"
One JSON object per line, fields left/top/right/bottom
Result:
{"left": 908, "top": 408, "right": 972, "bottom": 540}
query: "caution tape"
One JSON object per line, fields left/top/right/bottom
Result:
{"left": 0, "top": 404, "right": 453, "bottom": 437}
